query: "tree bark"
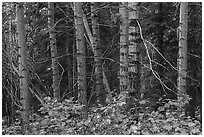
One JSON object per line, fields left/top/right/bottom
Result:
{"left": 82, "top": 12, "right": 111, "bottom": 103}
{"left": 119, "top": 2, "right": 129, "bottom": 102}
{"left": 156, "top": 3, "right": 165, "bottom": 87}
{"left": 74, "top": 2, "right": 88, "bottom": 119}
{"left": 48, "top": 2, "right": 60, "bottom": 100}
{"left": 186, "top": 3, "right": 201, "bottom": 119}
{"left": 177, "top": 2, "right": 188, "bottom": 113}
{"left": 8, "top": 15, "right": 14, "bottom": 125}
{"left": 16, "top": 3, "right": 30, "bottom": 134}
{"left": 128, "top": 2, "right": 142, "bottom": 100}
{"left": 91, "top": 2, "right": 106, "bottom": 106}
{"left": 72, "top": 30, "right": 78, "bottom": 101}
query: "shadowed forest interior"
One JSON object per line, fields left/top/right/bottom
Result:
{"left": 2, "top": 2, "right": 202, "bottom": 135}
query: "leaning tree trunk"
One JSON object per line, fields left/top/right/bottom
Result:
{"left": 74, "top": 2, "right": 88, "bottom": 119}
{"left": 91, "top": 2, "right": 106, "bottom": 106}
{"left": 119, "top": 2, "right": 129, "bottom": 102}
{"left": 16, "top": 3, "right": 30, "bottom": 134}
{"left": 177, "top": 2, "right": 188, "bottom": 113}
{"left": 82, "top": 12, "right": 111, "bottom": 103}
{"left": 48, "top": 2, "right": 60, "bottom": 100}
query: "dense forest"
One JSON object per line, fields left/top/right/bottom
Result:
{"left": 2, "top": 2, "right": 202, "bottom": 135}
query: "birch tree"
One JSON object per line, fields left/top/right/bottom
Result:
{"left": 119, "top": 2, "right": 129, "bottom": 101}
{"left": 128, "top": 2, "right": 142, "bottom": 99}
{"left": 82, "top": 8, "right": 110, "bottom": 104}
{"left": 177, "top": 2, "right": 188, "bottom": 112}
{"left": 48, "top": 2, "right": 60, "bottom": 100}
{"left": 16, "top": 3, "right": 30, "bottom": 134}
{"left": 74, "top": 2, "right": 88, "bottom": 119}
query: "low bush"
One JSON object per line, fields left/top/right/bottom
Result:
{"left": 2, "top": 97, "right": 202, "bottom": 135}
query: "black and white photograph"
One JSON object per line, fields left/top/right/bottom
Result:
{"left": 1, "top": 1, "right": 202, "bottom": 135}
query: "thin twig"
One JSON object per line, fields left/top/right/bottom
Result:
{"left": 136, "top": 19, "right": 177, "bottom": 95}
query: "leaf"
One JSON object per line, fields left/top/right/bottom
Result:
{"left": 166, "top": 117, "right": 174, "bottom": 122}
{"left": 117, "top": 113, "right": 126, "bottom": 119}
{"left": 61, "top": 122, "right": 66, "bottom": 127}
{"left": 83, "top": 118, "right": 91, "bottom": 126}
{"left": 158, "top": 107, "right": 165, "bottom": 111}
{"left": 164, "top": 103, "right": 170, "bottom": 108}
{"left": 60, "top": 115, "right": 67, "bottom": 121}
{"left": 123, "top": 118, "right": 129, "bottom": 123}
{"left": 191, "top": 128, "right": 200, "bottom": 133}
{"left": 100, "top": 106, "right": 107, "bottom": 111}
{"left": 163, "top": 124, "right": 172, "bottom": 131}
{"left": 152, "top": 126, "right": 159, "bottom": 132}
{"left": 41, "top": 119, "right": 49, "bottom": 126}
{"left": 72, "top": 105, "right": 83, "bottom": 110}
{"left": 64, "top": 106, "right": 71, "bottom": 111}
{"left": 148, "top": 118, "right": 154, "bottom": 121}
{"left": 139, "top": 113, "right": 144, "bottom": 118}
{"left": 114, "top": 124, "right": 119, "bottom": 128}
{"left": 139, "top": 100, "right": 146, "bottom": 105}
{"left": 175, "top": 127, "right": 181, "bottom": 131}
{"left": 118, "top": 92, "right": 126, "bottom": 102}
{"left": 48, "top": 111, "right": 53, "bottom": 116}
{"left": 180, "top": 121, "right": 188, "bottom": 125}
{"left": 188, "top": 122, "right": 196, "bottom": 127}
{"left": 91, "top": 127, "right": 96, "bottom": 132}
{"left": 180, "top": 129, "right": 188, "bottom": 135}
{"left": 142, "top": 131, "right": 150, "bottom": 135}
{"left": 172, "top": 123, "right": 179, "bottom": 128}
{"left": 76, "top": 121, "right": 83, "bottom": 126}
{"left": 130, "top": 125, "right": 138, "bottom": 133}
{"left": 106, "top": 119, "right": 111, "bottom": 124}
{"left": 118, "top": 101, "right": 126, "bottom": 106}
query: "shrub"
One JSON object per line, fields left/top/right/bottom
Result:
{"left": 2, "top": 97, "right": 202, "bottom": 135}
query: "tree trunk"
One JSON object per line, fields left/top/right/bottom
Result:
{"left": 74, "top": 2, "right": 88, "bottom": 119}
{"left": 91, "top": 2, "right": 106, "bottom": 106}
{"left": 72, "top": 31, "right": 78, "bottom": 101}
{"left": 48, "top": 2, "right": 60, "bottom": 100}
{"left": 119, "top": 2, "right": 129, "bottom": 102}
{"left": 188, "top": 3, "right": 201, "bottom": 120}
{"left": 16, "top": 3, "right": 30, "bottom": 134}
{"left": 8, "top": 16, "right": 14, "bottom": 125}
{"left": 177, "top": 2, "right": 188, "bottom": 113}
{"left": 82, "top": 11, "right": 111, "bottom": 103}
{"left": 128, "top": 2, "right": 141, "bottom": 100}
{"left": 156, "top": 3, "right": 165, "bottom": 92}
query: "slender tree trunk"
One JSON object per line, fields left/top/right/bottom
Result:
{"left": 128, "top": 2, "right": 141, "bottom": 99}
{"left": 91, "top": 2, "right": 106, "bottom": 106}
{"left": 74, "top": 2, "right": 88, "bottom": 119}
{"left": 9, "top": 16, "right": 13, "bottom": 58}
{"left": 72, "top": 31, "right": 78, "bottom": 101}
{"left": 119, "top": 2, "right": 129, "bottom": 102}
{"left": 8, "top": 16, "right": 14, "bottom": 125}
{"left": 177, "top": 2, "right": 188, "bottom": 113}
{"left": 48, "top": 2, "right": 60, "bottom": 100}
{"left": 186, "top": 3, "right": 201, "bottom": 119}
{"left": 82, "top": 12, "right": 111, "bottom": 103}
{"left": 156, "top": 3, "right": 164, "bottom": 86}
{"left": 64, "top": 38, "right": 72, "bottom": 99}
{"left": 16, "top": 3, "right": 30, "bottom": 134}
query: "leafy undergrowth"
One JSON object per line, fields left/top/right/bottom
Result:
{"left": 2, "top": 97, "right": 202, "bottom": 135}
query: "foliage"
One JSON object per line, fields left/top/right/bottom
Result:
{"left": 2, "top": 2, "right": 202, "bottom": 135}
{"left": 2, "top": 97, "right": 201, "bottom": 135}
